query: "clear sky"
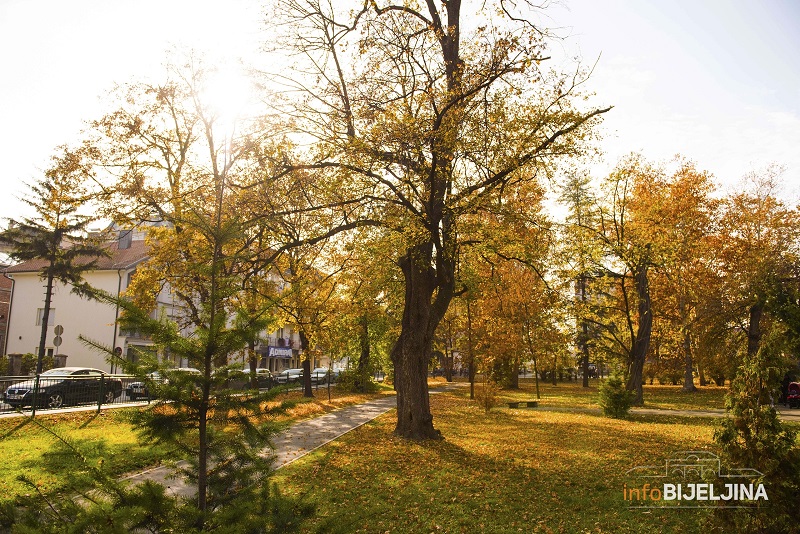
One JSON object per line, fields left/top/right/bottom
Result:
{"left": 546, "top": 0, "right": 800, "bottom": 198}
{"left": 1, "top": 0, "right": 798, "bottom": 222}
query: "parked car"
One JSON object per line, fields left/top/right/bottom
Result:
{"left": 787, "top": 382, "right": 800, "bottom": 408}
{"left": 310, "top": 367, "right": 330, "bottom": 384}
{"left": 274, "top": 368, "right": 304, "bottom": 384}
{"left": 3, "top": 367, "right": 123, "bottom": 409}
{"left": 126, "top": 367, "right": 201, "bottom": 400}
{"left": 126, "top": 371, "right": 160, "bottom": 400}
{"left": 227, "top": 367, "right": 274, "bottom": 390}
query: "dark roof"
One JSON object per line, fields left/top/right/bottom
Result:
{"left": 3, "top": 240, "right": 150, "bottom": 274}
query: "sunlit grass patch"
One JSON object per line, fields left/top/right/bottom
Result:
{"left": 641, "top": 385, "right": 727, "bottom": 410}
{"left": 0, "top": 409, "right": 174, "bottom": 500}
{"left": 0, "top": 385, "right": 394, "bottom": 505}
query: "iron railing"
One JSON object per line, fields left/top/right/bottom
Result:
{"left": 0, "top": 369, "right": 355, "bottom": 416}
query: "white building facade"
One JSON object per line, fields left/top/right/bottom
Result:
{"left": 4, "top": 235, "right": 150, "bottom": 372}
{"left": 4, "top": 234, "right": 314, "bottom": 374}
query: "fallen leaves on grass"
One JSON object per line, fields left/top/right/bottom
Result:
{"left": 275, "top": 390, "right": 716, "bottom": 534}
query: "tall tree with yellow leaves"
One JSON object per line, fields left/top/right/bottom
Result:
{"left": 714, "top": 166, "right": 800, "bottom": 359}
{"left": 270, "top": 0, "right": 610, "bottom": 438}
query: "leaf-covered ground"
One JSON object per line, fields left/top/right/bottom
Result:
{"left": 446, "top": 377, "right": 729, "bottom": 411}
{"left": 0, "top": 410, "right": 173, "bottom": 500}
{"left": 0, "top": 381, "right": 778, "bottom": 531}
{"left": 275, "top": 388, "right": 720, "bottom": 533}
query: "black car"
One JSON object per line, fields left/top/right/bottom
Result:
{"left": 125, "top": 371, "right": 161, "bottom": 400}
{"left": 125, "top": 368, "right": 201, "bottom": 400}
{"left": 3, "top": 367, "right": 123, "bottom": 409}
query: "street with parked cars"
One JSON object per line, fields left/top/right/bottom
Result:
{"left": 2, "top": 367, "right": 123, "bottom": 409}
{"left": 274, "top": 368, "right": 304, "bottom": 384}
{"left": 125, "top": 367, "right": 202, "bottom": 400}
{"left": 1, "top": 365, "right": 347, "bottom": 415}
{"left": 274, "top": 367, "right": 342, "bottom": 385}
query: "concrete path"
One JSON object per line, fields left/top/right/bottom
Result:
{"left": 117, "top": 385, "right": 474, "bottom": 498}
{"left": 120, "top": 394, "right": 399, "bottom": 498}
{"left": 271, "top": 395, "right": 397, "bottom": 468}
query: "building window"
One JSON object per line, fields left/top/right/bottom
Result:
{"left": 36, "top": 308, "right": 55, "bottom": 326}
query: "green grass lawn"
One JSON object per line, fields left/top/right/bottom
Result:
{"left": 274, "top": 390, "right": 722, "bottom": 533}
{"left": 0, "top": 409, "right": 174, "bottom": 500}
{"left": 0, "top": 386, "right": 394, "bottom": 504}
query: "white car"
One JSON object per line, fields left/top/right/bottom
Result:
{"left": 228, "top": 368, "right": 274, "bottom": 389}
{"left": 310, "top": 367, "right": 340, "bottom": 384}
{"left": 309, "top": 367, "right": 328, "bottom": 384}
{"left": 274, "top": 368, "right": 304, "bottom": 384}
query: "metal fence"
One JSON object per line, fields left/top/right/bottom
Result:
{"left": 0, "top": 373, "right": 148, "bottom": 416}
{"left": 0, "top": 372, "right": 329, "bottom": 416}
{"left": 0, "top": 369, "right": 377, "bottom": 416}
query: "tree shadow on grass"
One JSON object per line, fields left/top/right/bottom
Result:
{"left": 77, "top": 412, "right": 100, "bottom": 429}
{"left": 0, "top": 418, "right": 32, "bottom": 440}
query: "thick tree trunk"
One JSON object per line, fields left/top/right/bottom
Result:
{"left": 197, "top": 401, "right": 208, "bottom": 516}
{"left": 248, "top": 341, "right": 259, "bottom": 389}
{"left": 581, "top": 324, "right": 590, "bottom": 387}
{"left": 466, "top": 298, "right": 475, "bottom": 400}
{"left": 391, "top": 245, "right": 444, "bottom": 440}
{"left": 681, "top": 330, "right": 697, "bottom": 392}
{"left": 578, "top": 275, "right": 590, "bottom": 388}
{"left": 627, "top": 264, "right": 652, "bottom": 406}
{"left": 522, "top": 317, "right": 541, "bottom": 399}
{"left": 444, "top": 321, "right": 454, "bottom": 382}
{"left": 510, "top": 358, "right": 520, "bottom": 389}
{"left": 678, "top": 291, "right": 697, "bottom": 392}
{"left": 302, "top": 357, "right": 312, "bottom": 397}
{"left": 197, "top": 352, "right": 212, "bottom": 519}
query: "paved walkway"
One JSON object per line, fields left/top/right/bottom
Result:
{"left": 271, "top": 395, "right": 398, "bottom": 468}
{"left": 120, "top": 394, "right": 400, "bottom": 497}
{"left": 118, "top": 385, "right": 474, "bottom": 498}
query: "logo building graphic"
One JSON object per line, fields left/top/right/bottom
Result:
{"left": 624, "top": 451, "right": 767, "bottom": 508}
